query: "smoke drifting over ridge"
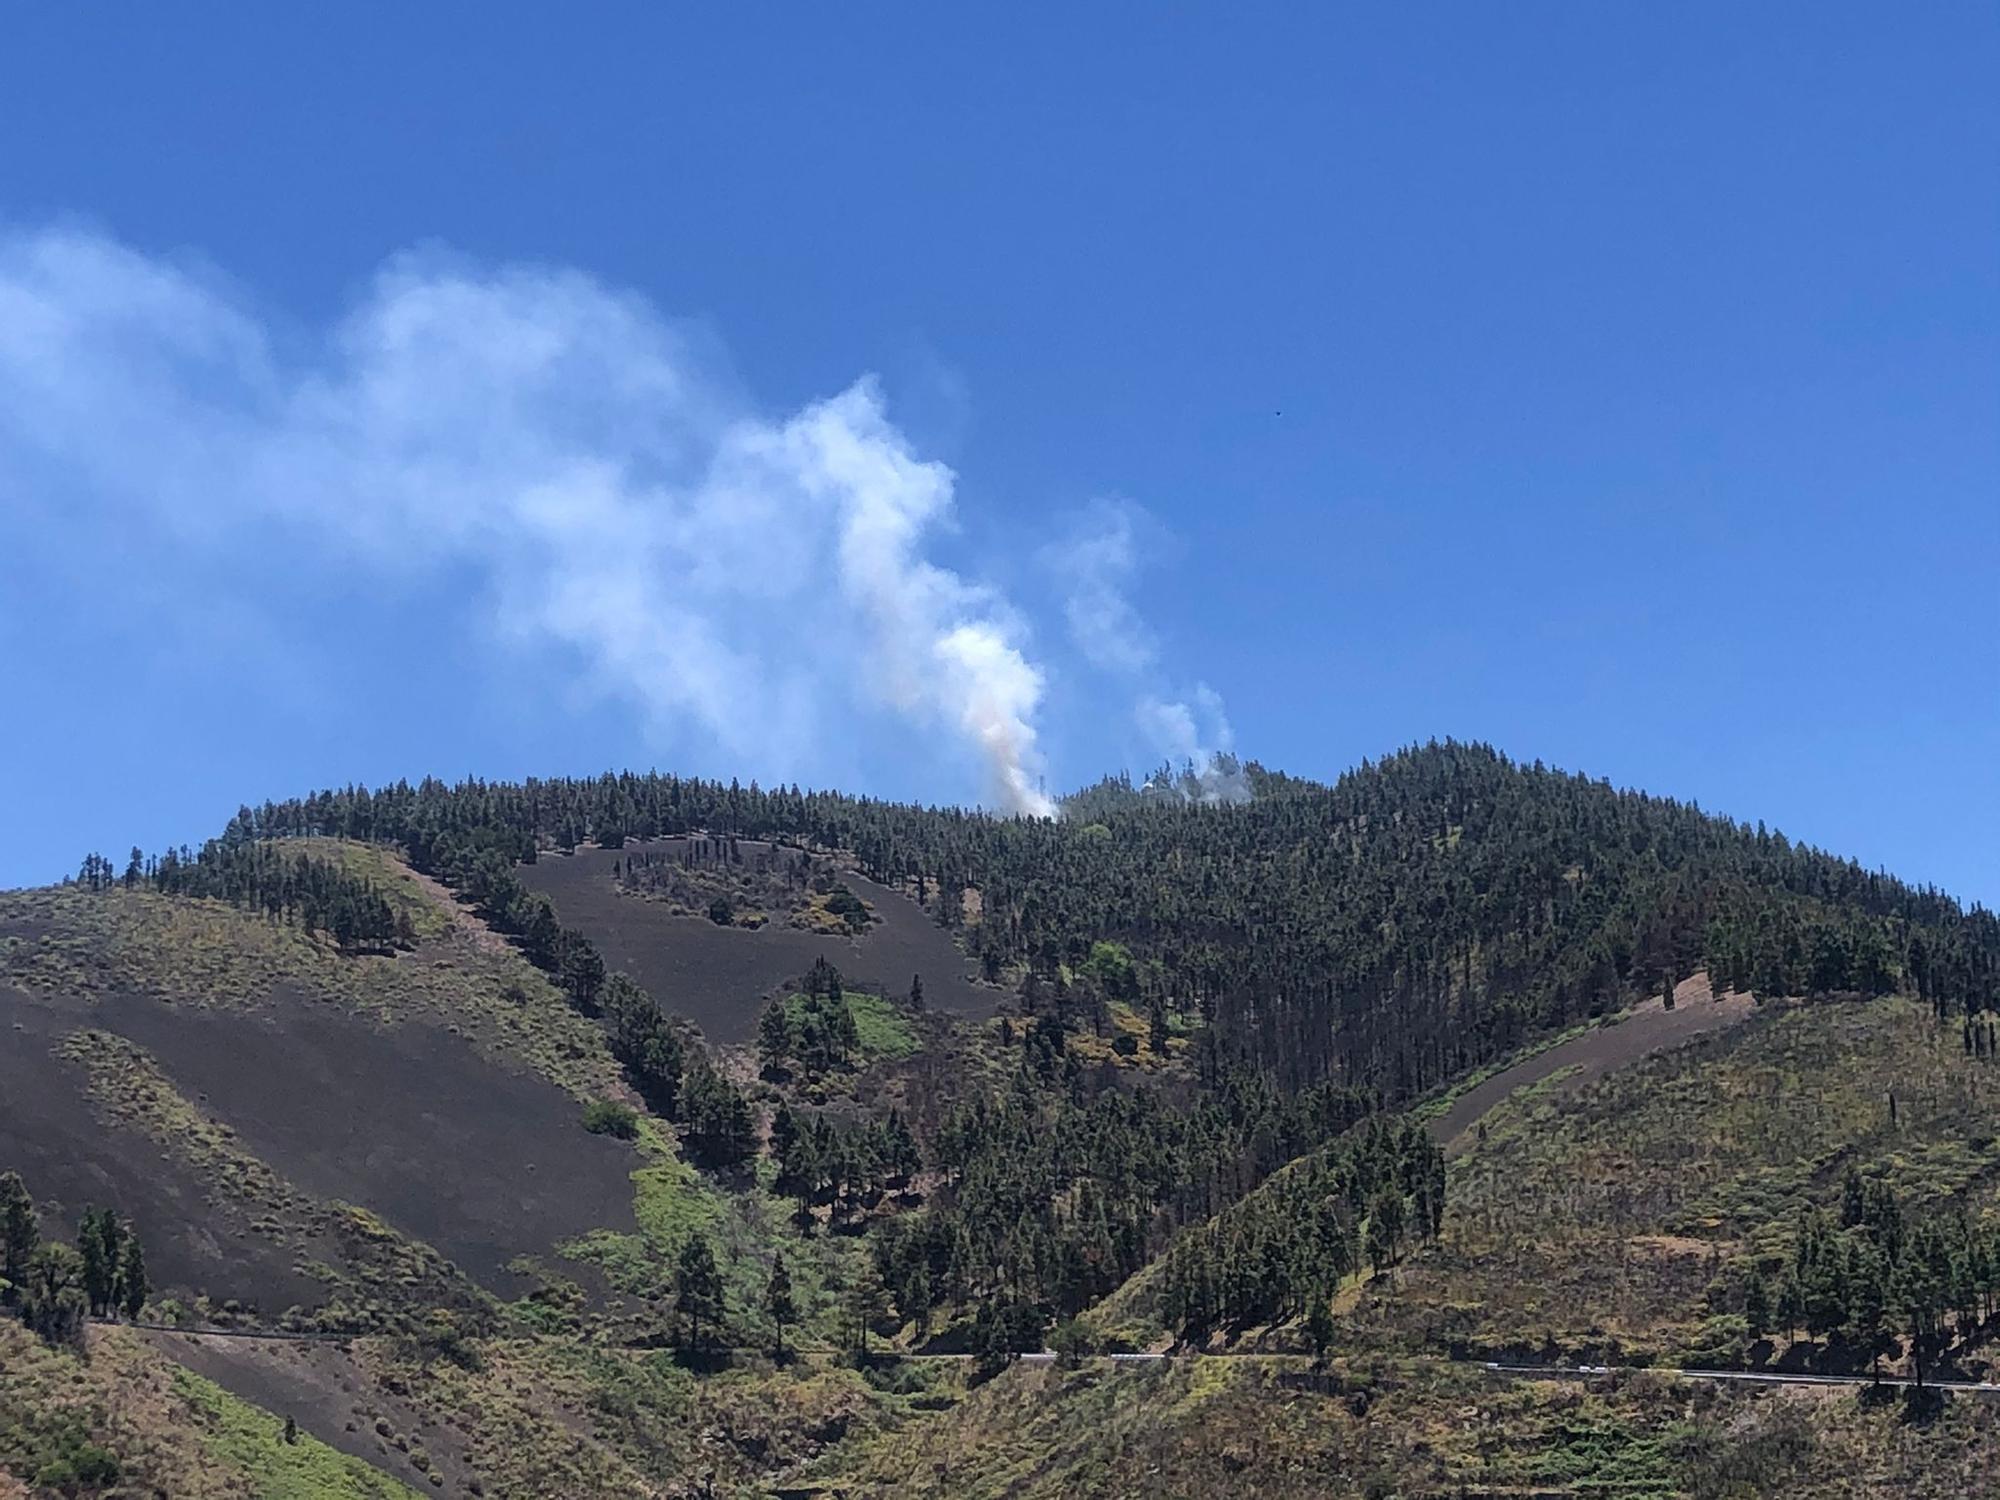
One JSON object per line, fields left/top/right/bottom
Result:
{"left": 0, "top": 227, "right": 1230, "bottom": 817}
{"left": 1048, "top": 499, "right": 1250, "bottom": 805}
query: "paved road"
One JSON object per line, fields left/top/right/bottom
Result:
{"left": 1482, "top": 1360, "right": 2000, "bottom": 1397}
{"left": 113, "top": 1323, "right": 1996, "bottom": 1394}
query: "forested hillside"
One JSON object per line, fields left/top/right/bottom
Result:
{"left": 167, "top": 740, "right": 1999, "bottom": 1096}
{"left": 18, "top": 742, "right": 2000, "bottom": 1497}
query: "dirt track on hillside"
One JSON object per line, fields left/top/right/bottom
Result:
{"left": 522, "top": 839, "right": 1000, "bottom": 1044}
{"left": 1428, "top": 973, "right": 1758, "bottom": 1155}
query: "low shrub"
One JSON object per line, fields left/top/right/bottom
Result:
{"left": 582, "top": 1098, "right": 640, "bottom": 1139}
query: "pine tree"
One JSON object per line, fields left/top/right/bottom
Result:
{"left": 1365, "top": 1189, "right": 1406, "bottom": 1278}
{"left": 22, "top": 1243, "right": 88, "bottom": 1350}
{"left": 904, "top": 1264, "right": 933, "bottom": 1338}
{"left": 674, "top": 1234, "right": 725, "bottom": 1350}
{"left": 119, "top": 1234, "right": 148, "bottom": 1320}
{"left": 757, "top": 1000, "right": 793, "bottom": 1077}
{"left": 844, "top": 1261, "right": 888, "bottom": 1354}
{"left": 763, "top": 1252, "right": 796, "bottom": 1356}
{"left": 682, "top": 1057, "right": 756, "bottom": 1168}
{"left": 78, "top": 1207, "right": 121, "bottom": 1317}
{"left": 1742, "top": 1266, "right": 1771, "bottom": 1341}
{"left": 882, "top": 1110, "right": 922, "bottom": 1187}
{"left": 1305, "top": 1298, "right": 1336, "bottom": 1366}
{"left": 0, "top": 1171, "right": 37, "bottom": 1307}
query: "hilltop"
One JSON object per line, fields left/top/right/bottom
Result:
{"left": 4, "top": 742, "right": 1999, "bottom": 1497}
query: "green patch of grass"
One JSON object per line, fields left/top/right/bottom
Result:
{"left": 172, "top": 1366, "right": 420, "bottom": 1499}
{"left": 562, "top": 1151, "right": 725, "bottom": 1298}
{"left": 846, "top": 990, "right": 919, "bottom": 1062}
{"left": 780, "top": 988, "right": 920, "bottom": 1067}
{"left": 292, "top": 838, "right": 454, "bottom": 942}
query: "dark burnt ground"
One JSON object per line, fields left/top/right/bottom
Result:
{"left": 92, "top": 987, "right": 638, "bottom": 1292}
{"left": 143, "top": 1330, "right": 477, "bottom": 1497}
{"left": 1428, "top": 972, "right": 1758, "bottom": 1155}
{"left": 522, "top": 839, "right": 998, "bottom": 1044}
{"left": 0, "top": 986, "right": 325, "bottom": 1312}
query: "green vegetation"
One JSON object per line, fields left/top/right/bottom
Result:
{"left": 204, "top": 742, "right": 2000, "bottom": 1099}
{"left": 20, "top": 744, "right": 2000, "bottom": 1493}
{"left": 612, "top": 835, "right": 876, "bottom": 933}
{"left": 170, "top": 1367, "right": 419, "bottom": 1499}
{"left": 0, "top": 878, "right": 628, "bottom": 1105}
{"left": 2, "top": 1319, "right": 422, "bottom": 1497}
{"left": 1, "top": 1170, "right": 146, "bottom": 1354}
{"left": 581, "top": 1097, "right": 640, "bottom": 1139}
{"left": 846, "top": 988, "right": 920, "bottom": 1061}
{"left": 77, "top": 840, "right": 416, "bottom": 951}
{"left": 1154, "top": 1117, "right": 1445, "bottom": 1342}
{"left": 1333, "top": 996, "right": 2000, "bottom": 1374}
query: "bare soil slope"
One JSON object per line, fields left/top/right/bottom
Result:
{"left": 521, "top": 840, "right": 997, "bottom": 1043}
{"left": 0, "top": 986, "right": 325, "bottom": 1313}
{"left": 1428, "top": 972, "right": 1758, "bottom": 1153}
{"left": 91, "top": 989, "right": 639, "bottom": 1289}
{"left": 143, "top": 1331, "right": 475, "bottom": 1498}
{"left": 0, "top": 870, "right": 643, "bottom": 1316}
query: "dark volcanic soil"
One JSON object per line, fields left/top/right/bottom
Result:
{"left": 93, "top": 988, "right": 638, "bottom": 1291}
{"left": 1428, "top": 973, "right": 1757, "bottom": 1154}
{"left": 142, "top": 1329, "right": 477, "bottom": 1497}
{"left": 521, "top": 839, "right": 999, "bottom": 1044}
{"left": 1, "top": 977, "right": 637, "bottom": 1313}
{"left": 0, "top": 987, "right": 325, "bottom": 1312}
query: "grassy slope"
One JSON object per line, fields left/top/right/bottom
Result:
{"left": 0, "top": 860, "right": 623, "bottom": 1102}
{"left": 55, "top": 1025, "right": 485, "bottom": 1330}
{"left": 346, "top": 1337, "right": 907, "bottom": 1499}
{"left": 1361, "top": 994, "right": 2000, "bottom": 1366}
{"left": 1, "top": 1321, "right": 414, "bottom": 1499}
{"left": 815, "top": 1352, "right": 2000, "bottom": 1500}
{"left": 2, "top": 844, "right": 917, "bottom": 1493}
{"left": 17, "top": 843, "right": 2000, "bottom": 1496}
{"left": 822, "top": 995, "right": 2000, "bottom": 1498}
{"left": 167, "top": 1366, "right": 418, "bottom": 1500}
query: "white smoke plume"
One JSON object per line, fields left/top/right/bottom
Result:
{"left": 0, "top": 227, "right": 1058, "bottom": 817}
{"left": 1048, "top": 498, "right": 1251, "bottom": 805}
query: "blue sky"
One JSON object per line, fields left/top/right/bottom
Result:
{"left": 1, "top": 5, "right": 1994, "bottom": 902}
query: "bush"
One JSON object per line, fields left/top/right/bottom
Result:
{"left": 1051, "top": 1317, "right": 1097, "bottom": 1367}
{"left": 582, "top": 1098, "right": 640, "bottom": 1139}
{"left": 824, "top": 887, "right": 872, "bottom": 932}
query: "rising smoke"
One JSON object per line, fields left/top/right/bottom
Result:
{"left": 1047, "top": 499, "right": 1250, "bottom": 804}
{"left": 0, "top": 228, "right": 1061, "bottom": 816}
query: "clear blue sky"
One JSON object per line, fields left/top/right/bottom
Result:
{"left": 2, "top": 5, "right": 1994, "bottom": 903}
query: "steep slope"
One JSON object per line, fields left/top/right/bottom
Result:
{"left": 214, "top": 742, "right": 2000, "bottom": 1097}
{"left": 0, "top": 848, "right": 641, "bottom": 1324}
{"left": 7, "top": 745, "right": 1998, "bottom": 1497}
{"left": 813, "top": 981, "right": 2000, "bottom": 1498}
